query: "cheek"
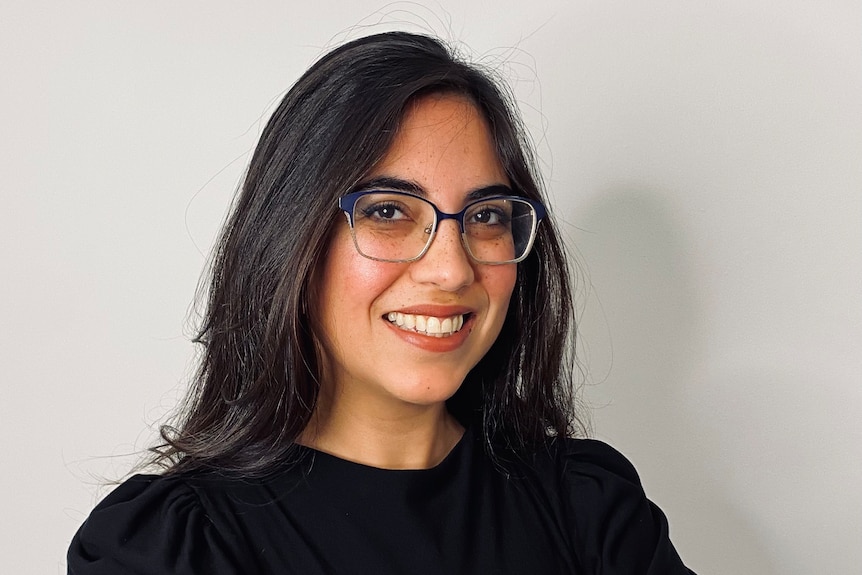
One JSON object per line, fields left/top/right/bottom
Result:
{"left": 479, "top": 265, "right": 517, "bottom": 317}
{"left": 320, "top": 230, "right": 401, "bottom": 319}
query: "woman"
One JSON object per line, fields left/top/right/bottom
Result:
{"left": 68, "top": 32, "right": 695, "bottom": 574}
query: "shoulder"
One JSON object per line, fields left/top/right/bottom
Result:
{"left": 538, "top": 438, "right": 696, "bottom": 574}
{"left": 68, "top": 474, "right": 248, "bottom": 574}
{"left": 555, "top": 437, "right": 641, "bottom": 482}
{"left": 521, "top": 437, "right": 646, "bottom": 525}
{"left": 551, "top": 438, "right": 652, "bottom": 532}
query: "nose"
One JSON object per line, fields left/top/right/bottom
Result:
{"left": 408, "top": 218, "right": 475, "bottom": 291}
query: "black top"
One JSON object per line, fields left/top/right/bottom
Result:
{"left": 68, "top": 429, "right": 695, "bottom": 574}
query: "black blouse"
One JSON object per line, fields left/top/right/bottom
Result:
{"left": 68, "top": 429, "right": 695, "bottom": 574}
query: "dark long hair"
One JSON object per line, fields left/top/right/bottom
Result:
{"left": 153, "top": 32, "right": 581, "bottom": 476}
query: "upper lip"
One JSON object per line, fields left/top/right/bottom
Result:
{"left": 385, "top": 305, "right": 474, "bottom": 317}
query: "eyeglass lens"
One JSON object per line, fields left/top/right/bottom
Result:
{"left": 350, "top": 192, "right": 537, "bottom": 263}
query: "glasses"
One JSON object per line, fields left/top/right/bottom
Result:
{"left": 338, "top": 190, "right": 546, "bottom": 264}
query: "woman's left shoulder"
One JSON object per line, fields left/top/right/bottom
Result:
{"left": 535, "top": 437, "right": 697, "bottom": 574}
{"left": 553, "top": 437, "right": 645, "bottom": 489}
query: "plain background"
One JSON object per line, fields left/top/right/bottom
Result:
{"left": 2, "top": 1, "right": 860, "bottom": 573}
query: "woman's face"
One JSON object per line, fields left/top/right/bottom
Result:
{"left": 317, "top": 94, "right": 517, "bottom": 416}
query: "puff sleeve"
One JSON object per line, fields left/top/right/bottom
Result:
{"left": 561, "top": 439, "right": 696, "bottom": 574}
{"left": 67, "top": 475, "right": 247, "bottom": 575}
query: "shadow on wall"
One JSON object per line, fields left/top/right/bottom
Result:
{"left": 569, "top": 186, "right": 778, "bottom": 574}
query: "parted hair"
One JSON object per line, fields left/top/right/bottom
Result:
{"left": 153, "top": 31, "right": 580, "bottom": 476}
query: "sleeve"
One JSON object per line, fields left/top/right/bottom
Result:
{"left": 560, "top": 439, "right": 697, "bottom": 575}
{"left": 67, "top": 474, "right": 246, "bottom": 575}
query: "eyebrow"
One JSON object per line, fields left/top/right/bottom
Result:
{"left": 355, "top": 176, "right": 514, "bottom": 200}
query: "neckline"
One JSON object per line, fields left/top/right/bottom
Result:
{"left": 296, "top": 425, "right": 473, "bottom": 476}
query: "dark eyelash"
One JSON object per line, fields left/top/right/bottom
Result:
{"left": 361, "top": 201, "right": 402, "bottom": 216}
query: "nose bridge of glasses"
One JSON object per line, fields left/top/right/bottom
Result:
{"left": 435, "top": 210, "right": 466, "bottom": 233}
{"left": 415, "top": 207, "right": 470, "bottom": 265}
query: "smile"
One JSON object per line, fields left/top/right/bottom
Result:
{"left": 385, "top": 311, "right": 467, "bottom": 337}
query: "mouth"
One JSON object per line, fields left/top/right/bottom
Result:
{"left": 385, "top": 311, "right": 470, "bottom": 338}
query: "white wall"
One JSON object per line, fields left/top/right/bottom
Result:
{"left": 2, "top": 1, "right": 859, "bottom": 573}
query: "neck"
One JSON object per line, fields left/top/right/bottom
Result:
{"left": 299, "top": 397, "right": 464, "bottom": 470}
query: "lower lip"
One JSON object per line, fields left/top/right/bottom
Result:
{"left": 384, "top": 315, "right": 474, "bottom": 352}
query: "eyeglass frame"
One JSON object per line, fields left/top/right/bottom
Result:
{"left": 337, "top": 189, "right": 547, "bottom": 265}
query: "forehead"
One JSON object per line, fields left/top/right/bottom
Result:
{"left": 366, "top": 94, "right": 509, "bottom": 201}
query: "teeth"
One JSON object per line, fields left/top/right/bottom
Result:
{"left": 441, "top": 317, "right": 452, "bottom": 333}
{"left": 385, "top": 311, "right": 467, "bottom": 337}
{"left": 426, "top": 317, "right": 441, "bottom": 334}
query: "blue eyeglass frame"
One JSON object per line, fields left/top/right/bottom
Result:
{"left": 337, "top": 189, "right": 547, "bottom": 264}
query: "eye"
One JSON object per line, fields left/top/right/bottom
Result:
{"left": 472, "top": 208, "right": 501, "bottom": 224}
{"left": 467, "top": 204, "right": 510, "bottom": 226}
{"left": 361, "top": 201, "right": 408, "bottom": 221}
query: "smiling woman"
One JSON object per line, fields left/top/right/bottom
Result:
{"left": 308, "top": 96, "right": 518, "bottom": 461}
{"left": 67, "top": 32, "right": 696, "bottom": 574}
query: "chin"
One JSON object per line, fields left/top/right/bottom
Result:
{"left": 388, "top": 375, "right": 466, "bottom": 407}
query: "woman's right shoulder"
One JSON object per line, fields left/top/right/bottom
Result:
{"left": 67, "top": 473, "right": 246, "bottom": 574}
